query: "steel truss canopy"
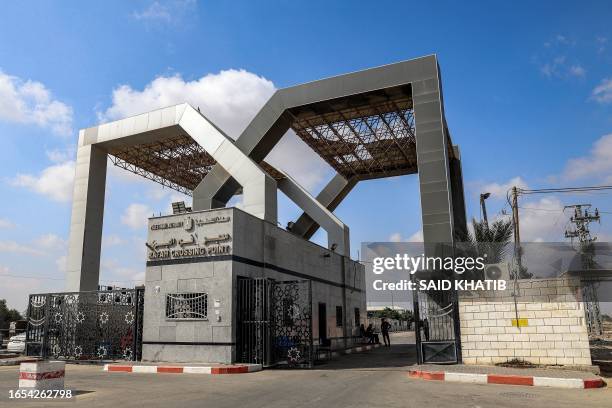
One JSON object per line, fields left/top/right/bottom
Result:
{"left": 107, "top": 82, "right": 455, "bottom": 194}
{"left": 288, "top": 85, "right": 420, "bottom": 180}
{"left": 66, "top": 54, "right": 468, "bottom": 293}
{"left": 107, "top": 134, "right": 286, "bottom": 196}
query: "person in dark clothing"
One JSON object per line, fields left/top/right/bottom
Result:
{"left": 365, "top": 323, "right": 375, "bottom": 344}
{"left": 422, "top": 318, "right": 430, "bottom": 341}
{"left": 381, "top": 318, "right": 391, "bottom": 347}
{"left": 359, "top": 323, "right": 366, "bottom": 342}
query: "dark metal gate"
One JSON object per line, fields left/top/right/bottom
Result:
{"left": 236, "top": 278, "right": 312, "bottom": 368}
{"left": 26, "top": 288, "right": 145, "bottom": 361}
{"left": 414, "top": 286, "right": 461, "bottom": 364}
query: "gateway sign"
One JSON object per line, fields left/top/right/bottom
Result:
{"left": 146, "top": 212, "right": 232, "bottom": 261}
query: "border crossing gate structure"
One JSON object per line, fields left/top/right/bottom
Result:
{"left": 54, "top": 55, "right": 468, "bottom": 365}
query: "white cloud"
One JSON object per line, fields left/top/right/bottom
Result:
{"left": 596, "top": 36, "right": 608, "bottom": 54}
{"left": 99, "top": 68, "right": 329, "bottom": 192}
{"left": 516, "top": 197, "right": 565, "bottom": 242}
{"left": 100, "top": 259, "right": 145, "bottom": 286}
{"left": 388, "top": 230, "right": 423, "bottom": 242}
{"left": 266, "top": 131, "right": 332, "bottom": 190}
{"left": 103, "top": 234, "right": 125, "bottom": 247}
{"left": 0, "top": 240, "right": 45, "bottom": 256}
{"left": 55, "top": 255, "right": 67, "bottom": 273}
{"left": 479, "top": 177, "right": 529, "bottom": 200}
{"left": 0, "top": 218, "right": 14, "bottom": 228}
{"left": 591, "top": 78, "right": 612, "bottom": 104}
{"left": 99, "top": 69, "right": 275, "bottom": 139}
{"left": 540, "top": 56, "right": 566, "bottom": 78}
{"left": 562, "top": 133, "right": 612, "bottom": 181}
{"left": 11, "top": 160, "right": 75, "bottom": 202}
{"left": 132, "top": 0, "right": 196, "bottom": 24}
{"left": 0, "top": 70, "right": 73, "bottom": 136}
{"left": 33, "top": 234, "right": 66, "bottom": 250}
{"left": 45, "top": 147, "right": 74, "bottom": 163}
{"left": 121, "top": 203, "right": 153, "bottom": 229}
{"left": 568, "top": 65, "right": 586, "bottom": 77}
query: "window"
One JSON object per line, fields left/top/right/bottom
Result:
{"left": 354, "top": 308, "right": 360, "bottom": 326}
{"left": 336, "top": 306, "right": 343, "bottom": 327}
{"left": 166, "top": 293, "right": 208, "bottom": 320}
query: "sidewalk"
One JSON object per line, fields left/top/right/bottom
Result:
{"left": 409, "top": 364, "right": 606, "bottom": 389}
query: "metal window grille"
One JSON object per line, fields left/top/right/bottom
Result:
{"left": 166, "top": 293, "right": 208, "bottom": 320}
{"left": 336, "top": 306, "right": 343, "bottom": 327}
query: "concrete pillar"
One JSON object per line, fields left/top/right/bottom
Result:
{"left": 412, "top": 69, "right": 456, "bottom": 255}
{"left": 65, "top": 136, "right": 107, "bottom": 291}
{"left": 179, "top": 107, "right": 277, "bottom": 225}
{"left": 291, "top": 174, "right": 357, "bottom": 240}
{"left": 277, "top": 172, "right": 350, "bottom": 256}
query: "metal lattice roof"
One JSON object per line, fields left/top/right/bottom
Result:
{"left": 288, "top": 86, "right": 419, "bottom": 180}
{"left": 108, "top": 134, "right": 285, "bottom": 196}
{"left": 106, "top": 84, "right": 454, "bottom": 195}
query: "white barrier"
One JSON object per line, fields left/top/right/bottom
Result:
{"left": 19, "top": 361, "right": 65, "bottom": 390}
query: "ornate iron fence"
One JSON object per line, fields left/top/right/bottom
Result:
{"left": 270, "top": 280, "right": 313, "bottom": 368}
{"left": 26, "top": 288, "right": 145, "bottom": 361}
{"left": 236, "top": 278, "right": 312, "bottom": 368}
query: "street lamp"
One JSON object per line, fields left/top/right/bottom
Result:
{"left": 480, "top": 192, "right": 491, "bottom": 229}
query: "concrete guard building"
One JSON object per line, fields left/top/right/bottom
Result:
{"left": 62, "top": 55, "right": 468, "bottom": 365}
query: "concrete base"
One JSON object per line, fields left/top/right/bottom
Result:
{"left": 143, "top": 344, "right": 232, "bottom": 364}
{"left": 19, "top": 361, "right": 65, "bottom": 390}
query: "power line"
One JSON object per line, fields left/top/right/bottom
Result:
{"left": 519, "top": 185, "right": 612, "bottom": 195}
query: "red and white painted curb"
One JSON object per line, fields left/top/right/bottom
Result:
{"left": 104, "top": 364, "right": 262, "bottom": 375}
{"left": 408, "top": 369, "right": 605, "bottom": 389}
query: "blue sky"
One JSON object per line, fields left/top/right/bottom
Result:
{"left": 1, "top": 0, "right": 612, "bottom": 311}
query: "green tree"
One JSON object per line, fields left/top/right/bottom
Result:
{"left": 370, "top": 307, "right": 413, "bottom": 321}
{"left": 0, "top": 299, "right": 24, "bottom": 330}
{"left": 458, "top": 218, "right": 532, "bottom": 279}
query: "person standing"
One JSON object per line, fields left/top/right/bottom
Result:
{"left": 381, "top": 318, "right": 391, "bottom": 347}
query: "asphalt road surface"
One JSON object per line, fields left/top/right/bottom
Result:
{"left": 0, "top": 332, "right": 609, "bottom": 408}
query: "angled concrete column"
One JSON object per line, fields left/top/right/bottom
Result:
{"left": 65, "top": 135, "right": 107, "bottom": 291}
{"left": 412, "top": 65, "right": 455, "bottom": 251}
{"left": 277, "top": 172, "right": 350, "bottom": 256}
{"left": 179, "top": 107, "right": 277, "bottom": 225}
{"left": 291, "top": 174, "right": 357, "bottom": 240}
{"left": 192, "top": 164, "right": 240, "bottom": 211}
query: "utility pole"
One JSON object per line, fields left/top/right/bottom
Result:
{"left": 511, "top": 186, "right": 522, "bottom": 278}
{"left": 480, "top": 192, "right": 491, "bottom": 229}
{"left": 564, "top": 204, "right": 602, "bottom": 336}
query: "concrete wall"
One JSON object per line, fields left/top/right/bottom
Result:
{"left": 458, "top": 278, "right": 592, "bottom": 367}
{"left": 143, "top": 207, "right": 366, "bottom": 363}
{"left": 232, "top": 209, "right": 366, "bottom": 350}
{"left": 142, "top": 208, "right": 234, "bottom": 363}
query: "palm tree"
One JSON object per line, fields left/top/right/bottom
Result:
{"left": 467, "top": 217, "right": 513, "bottom": 264}
{"left": 457, "top": 217, "right": 531, "bottom": 278}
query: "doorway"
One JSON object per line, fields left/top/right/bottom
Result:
{"left": 318, "top": 302, "right": 327, "bottom": 342}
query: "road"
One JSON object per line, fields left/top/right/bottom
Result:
{"left": 0, "top": 332, "right": 609, "bottom": 408}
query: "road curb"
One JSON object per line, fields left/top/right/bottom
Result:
{"left": 408, "top": 369, "right": 606, "bottom": 389}
{"left": 104, "top": 363, "right": 262, "bottom": 375}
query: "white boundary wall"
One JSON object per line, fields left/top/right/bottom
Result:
{"left": 458, "top": 278, "right": 592, "bottom": 366}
